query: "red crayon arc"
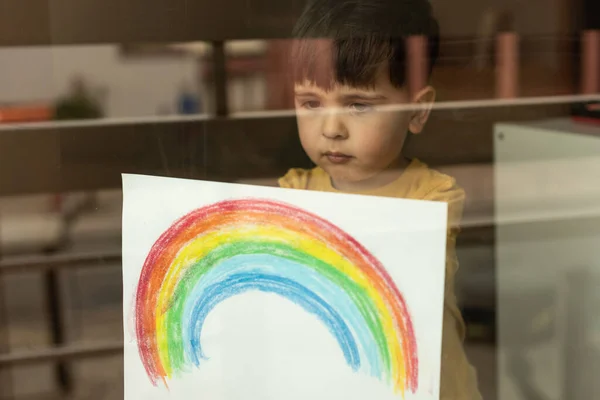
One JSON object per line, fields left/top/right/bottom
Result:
{"left": 135, "top": 199, "right": 418, "bottom": 391}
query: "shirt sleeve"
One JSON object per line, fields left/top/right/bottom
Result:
{"left": 278, "top": 168, "right": 309, "bottom": 189}
{"left": 427, "top": 179, "right": 483, "bottom": 400}
{"left": 440, "top": 227, "right": 482, "bottom": 400}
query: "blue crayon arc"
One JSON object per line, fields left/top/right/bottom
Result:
{"left": 180, "top": 254, "right": 382, "bottom": 376}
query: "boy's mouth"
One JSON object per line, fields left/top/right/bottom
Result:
{"left": 323, "top": 151, "right": 353, "bottom": 164}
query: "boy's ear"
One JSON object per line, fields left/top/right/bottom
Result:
{"left": 408, "top": 86, "right": 436, "bottom": 134}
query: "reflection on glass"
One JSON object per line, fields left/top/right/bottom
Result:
{"left": 0, "top": 0, "right": 599, "bottom": 399}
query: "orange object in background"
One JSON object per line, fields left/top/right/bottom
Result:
{"left": 406, "top": 35, "right": 428, "bottom": 100}
{"left": 495, "top": 32, "right": 520, "bottom": 99}
{"left": 0, "top": 104, "right": 52, "bottom": 123}
{"left": 581, "top": 30, "right": 600, "bottom": 94}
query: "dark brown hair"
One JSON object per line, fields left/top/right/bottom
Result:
{"left": 291, "top": 0, "right": 439, "bottom": 90}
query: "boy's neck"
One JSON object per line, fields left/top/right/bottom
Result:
{"left": 329, "top": 156, "right": 411, "bottom": 193}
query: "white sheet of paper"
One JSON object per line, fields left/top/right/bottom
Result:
{"left": 122, "top": 174, "right": 447, "bottom": 400}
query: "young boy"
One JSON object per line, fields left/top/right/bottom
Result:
{"left": 279, "top": 0, "right": 482, "bottom": 398}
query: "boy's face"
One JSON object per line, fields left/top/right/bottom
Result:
{"left": 294, "top": 68, "right": 434, "bottom": 192}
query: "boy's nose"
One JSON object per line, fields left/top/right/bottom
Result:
{"left": 322, "top": 110, "right": 348, "bottom": 140}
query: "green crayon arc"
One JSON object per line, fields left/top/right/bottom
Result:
{"left": 161, "top": 240, "right": 392, "bottom": 380}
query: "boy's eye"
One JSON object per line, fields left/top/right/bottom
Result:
{"left": 302, "top": 100, "right": 321, "bottom": 110}
{"left": 349, "top": 103, "right": 373, "bottom": 113}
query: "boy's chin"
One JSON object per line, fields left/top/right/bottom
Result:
{"left": 323, "top": 166, "right": 375, "bottom": 187}
{"left": 323, "top": 163, "right": 405, "bottom": 192}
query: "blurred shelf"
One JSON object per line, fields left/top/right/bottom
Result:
{"left": 0, "top": 114, "right": 214, "bottom": 132}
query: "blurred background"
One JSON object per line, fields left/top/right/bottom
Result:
{"left": 1, "top": 0, "right": 600, "bottom": 399}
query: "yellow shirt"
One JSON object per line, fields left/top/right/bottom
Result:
{"left": 279, "top": 159, "right": 482, "bottom": 400}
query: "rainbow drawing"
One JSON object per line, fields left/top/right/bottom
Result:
{"left": 134, "top": 199, "right": 418, "bottom": 396}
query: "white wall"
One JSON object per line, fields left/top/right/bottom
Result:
{"left": 0, "top": 45, "right": 200, "bottom": 117}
